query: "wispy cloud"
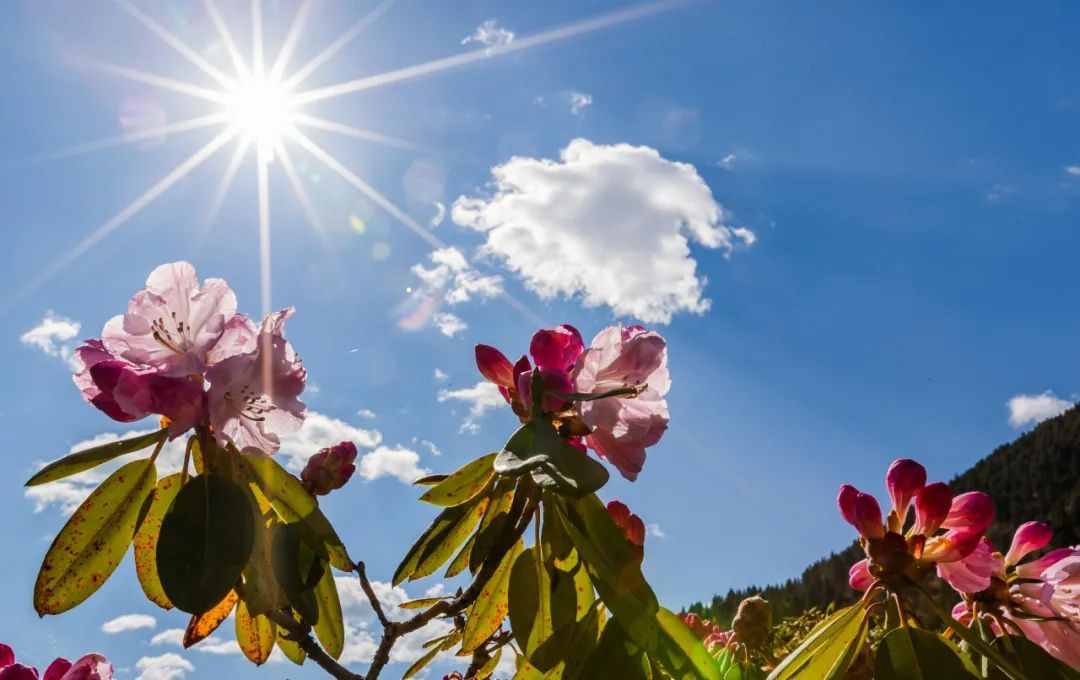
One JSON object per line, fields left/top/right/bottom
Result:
{"left": 437, "top": 381, "right": 504, "bottom": 433}
{"left": 102, "top": 613, "right": 156, "bottom": 634}
{"left": 430, "top": 201, "right": 446, "bottom": 227}
{"left": 647, "top": 523, "right": 666, "bottom": 539}
{"left": 1007, "top": 391, "right": 1073, "bottom": 429}
{"left": 1065, "top": 165, "right": 1080, "bottom": 176}
{"left": 434, "top": 368, "right": 449, "bottom": 381}
{"left": 20, "top": 311, "right": 81, "bottom": 365}
{"left": 135, "top": 653, "right": 194, "bottom": 680}
{"left": 433, "top": 312, "right": 467, "bottom": 337}
{"left": 357, "top": 408, "right": 377, "bottom": 420}
{"left": 462, "top": 19, "right": 515, "bottom": 50}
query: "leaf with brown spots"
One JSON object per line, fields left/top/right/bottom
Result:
{"left": 419, "top": 453, "right": 496, "bottom": 507}
{"left": 235, "top": 598, "right": 275, "bottom": 665}
{"left": 26, "top": 429, "right": 165, "bottom": 487}
{"left": 461, "top": 539, "right": 523, "bottom": 653}
{"left": 183, "top": 590, "right": 238, "bottom": 647}
{"left": 34, "top": 459, "right": 157, "bottom": 615}
{"left": 133, "top": 473, "right": 182, "bottom": 610}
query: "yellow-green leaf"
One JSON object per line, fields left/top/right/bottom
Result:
{"left": 26, "top": 429, "right": 165, "bottom": 487}
{"left": 400, "top": 596, "right": 449, "bottom": 610}
{"left": 462, "top": 540, "right": 523, "bottom": 652}
{"left": 419, "top": 453, "right": 497, "bottom": 507}
{"left": 653, "top": 607, "right": 723, "bottom": 680}
{"left": 475, "top": 647, "right": 503, "bottom": 679}
{"left": 184, "top": 590, "right": 238, "bottom": 648}
{"left": 133, "top": 473, "right": 182, "bottom": 610}
{"left": 276, "top": 626, "right": 306, "bottom": 666}
{"left": 236, "top": 599, "right": 275, "bottom": 665}
{"left": 768, "top": 604, "right": 867, "bottom": 680}
{"left": 413, "top": 498, "right": 489, "bottom": 580}
{"left": 509, "top": 547, "right": 554, "bottom": 655}
{"left": 34, "top": 459, "right": 157, "bottom": 615}
{"left": 403, "top": 645, "right": 442, "bottom": 679}
{"left": 445, "top": 533, "right": 477, "bottom": 579}
{"left": 313, "top": 563, "right": 345, "bottom": 660}
{"left": 395, "top": 499, "right": 486, "bottom": 585}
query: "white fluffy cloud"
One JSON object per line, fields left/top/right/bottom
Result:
{"left": 403, "top": 247, "right": 503, "bottom": 337}
{"left": 462, "top": 19, "right": 514, "bottom": 49}
{"left": 437, "top": 381, "right": 504, "bottom": 434}
{"left": 647, "top": 523, "right": 666, "bottom": 539}
{"left": 434, "top": 368, "right": 449, "bottom": 381}
{"left": 20, "top": 312, "right": 81, "bottom": 364}
{"left": 357, "top": 408, "right": 377, "bottom": 420}
{"left": 433, "top": 312, "right": 467, "bottom": 337}
{"left": 1007, "top": 391, "right": 1073, "bottom": 429}
{"left": 1065, "top": 165, "right": 1080, "bottom": 176}
{"left": 150, "top": 629, "right": 185, "bottom": 647}
{"left": 358, "top": 445, "right": 430, "bottom": 483}
{"left": 431, "top": 201, "right": 446, "bottom": 227}
{"left": 278, "top": 411, "right": 382, "bottom": 472}
{"left": 135, "top": 654, "right": 194, "bottom": 680}
{"left": 102, "top": 613, "right": 156, "bottom": 634}
{"left": 452, "top": 139, "right": 754, "bottom": 323}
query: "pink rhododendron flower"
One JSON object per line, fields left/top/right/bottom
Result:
{"left": 941, "top": 491, "right": 996, "bottom": 535}
{"left": 0, "top": 648, "right": 111, "bottom": 680}
{"left": 101, "top": 262, "right": 236, "bottom": 378}
{"left": 606, "top": 500, "right": 646, "bottom": 549}
{"left": 207, "top": 308, "right": 306, "bottom": 454}
{"left": 529, "top": 325, "right": 584, "bottom": 373}
{"left": 849, "top": 558, "right": 874, "bottom": 591}
{"left": 912, "top": 482, "right": 952, "bottom": 536}
{"left": 475, "top": 344, "right": 515, "bottom": 391}
{"left": 937, "top": 537, "right": 1002, "bottom": 593}
{"left": 41, "top": 660, "right": 71, "bottom": 680}
{"left": 1004, "top": 521, "right": 1054, "bottom": 567}
{"left": 575, "top": 325, "right": 670, "bottom": 481}
{"left": 885, "top": 458, "right": 926, "bottom": 525}
{"left": 301, "top": 441, "right": 358, "bottom": 496}
{"left": 0, "top": 648, "right": 11, "bottom": 669}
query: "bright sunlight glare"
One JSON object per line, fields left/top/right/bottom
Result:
{"left": 223, "top": 76, "right": 297, "bottom": 158}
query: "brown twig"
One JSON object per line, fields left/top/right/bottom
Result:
{"left": 267, "top": 610, "right": 361, "bottom": 680}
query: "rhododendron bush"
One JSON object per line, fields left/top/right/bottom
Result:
{"left": 23, "top": 262, "right": 1080, "bottom": 680}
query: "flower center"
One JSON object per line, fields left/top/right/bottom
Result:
{"left": 152, "top": 311, "right": 192, "bottom": 354}
{"left": 225, "top": 384, "right": 272, "bottom": 422}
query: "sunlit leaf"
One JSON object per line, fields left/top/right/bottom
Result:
{"left": 183, "top": 590, "right": 238, "bottom": 648}
{"left": 271, "top": 522, "right": 325, "bottom": 624}
{"left": 580, "top": 619, "right": 652, "bottom": 680}
{"left": 235, "top": 599, "right": 275, "bottom": 665}
{"left": 313, "top": 564, "right": 345, "bottom": 660}
{"left": 445, "top": 533, "right": 477, "bottom": 579}
{"left": 157, "top": 474, "right": 255, "bottom": 614}
{"left": 988, "top": 635, "right": 1080, "bottom": 680}
{"left": 550, "top": 562, "right": 593, "bottom": 628}
{"left": 133, "top": 472, "right": 182, "bottom": 610}
{"left": 240, "top": 452, "right": 352, "bottom": 571}
{"left": 400, "top": 596, "right": 449, "bottom": 610}
{"left": 767, "top": 604, "right": 867, "bottom": 680}
{"left": 413, "top": 498, "right": 489, "bottom": 580}
{"left": 26, "top": 429, "right": 165, "bottom": 487}
{"left": 34, "top": 459, "right": 157, "bottom": 615}
{"left": 462, "top": 540, "right": 524, "bottom": 652}
{"left": 419, "top": 453, "right": 497, "bottom": 507}
{"left": 405, "top": 630, "right": 461, "bottom": 678}
{"left": 652, "top": 607, "right": 723, "bottom": 680}
{"left": 276, "top": 626, "right": 306, "bottom": 666}
{"left": 528, "top": 601, "right": 603, "bottom": 678}
{"left": 509, "top": 547, "right": 555, "bottom": 655}
{"left": 475, "top": 647, "right": 503, "bottom": 680}
{"left": 414, "top": 474, "right": 448, "bottom": 486}
{"left": 875, "top": 626, "right": 977, "bottom": 680}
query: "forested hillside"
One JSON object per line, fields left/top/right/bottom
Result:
{"left": 686, "top": 406, "right": 1080, "bottom": 626}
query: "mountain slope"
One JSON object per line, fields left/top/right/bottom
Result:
{"left": 686, "top": 405, "right": 1080, "bottom": 626}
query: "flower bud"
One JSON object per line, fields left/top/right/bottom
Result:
{"left": 516, "top": 367, "right": 574, "bottom": 414}
{"left": 529, "top": 325, "right": 584, "bottom": 373}
{"left": 475, "top": 345, "right": 514, "bottom": 387}
{"left": 942, "top": 491, "right": 995, "bottom": 535}
{"left": 886, "top": 458, "right": 926, "bottom": 523}
{"left": 704, "top": 630, "right": 734, "bottom": 654}
{"left": 42, "top": 658, "right": 72, "bottom": 680}
{"left": 837, "top": 484, "right": 860, "bottom": 525}
{"left": 0, "top": 664, "right": 39, "bottom": 680}
{"left": 301, "top": 441, "right": 358, "bottom": 496}
{"left": 912, "top": 482, "right": 952, "bottom": 536}
{"left": 838, "top": 486, "right": 885, "bottom": 540}
{"left": 731, "top": 596, "right": 772, "bottom": 651}
{"left": 56, "top": 655, "right": 111, "bottom": 680}
{"left": 606, "top": 500, "right": 646, "bottom": 548}
{"left": 848, "top": 558, "right": 874, "bottom": 591}
{"left": 1004, "top": 521, "right": 1053, "bottom": 567}
{"left": 0, "top": 645, "right": 12, "bottom": 668}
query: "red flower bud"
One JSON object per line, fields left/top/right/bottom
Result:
{"left": 301, "top": 441, "right": 358, "bottom": 496}
{"left": 474, "top": 345, "right": 514, "bottom": 388}
{"left": 886, "top": 458, "right": 926, "bottom": 522}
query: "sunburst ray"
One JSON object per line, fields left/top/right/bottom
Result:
{"left": 270, "top": 0, "right": 315, "bottom": 81}
{"left": 41, "top": 114, "right": 227, "bottom": 161}
{"left": 204, "top": 0, "right": 250, "bottom": 79}
{"left": 115, "top": 0, "right": 234, "bottom": 88}
{"left": 283, "top": 0, "right": 397, "bottom": 90}
{"left": 87, "top": 58, "right": 225, "bottom": 103}
{"left": 292, "top": 113, "right": 418, "bottom": 151}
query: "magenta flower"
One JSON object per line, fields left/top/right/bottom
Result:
{"left": 912, "top": 482, "right": 953, "bottom": 536}
{"left": 207, "top": 308, "right": 307, "bottom": 454}
{"left": 101, "top": 262, "right": 236, "bottom": 378}
{"left": 936, "top": 537, "right": 1002, "bottom": 593}
{"left": 574, "top": 325, "right": 670, "bottom": 481}
{"left": 301, "top": 442, "right": 358, "bottom": 496}
{"left": 0, "top": 647, "right": 111, "bottom": 680}
{"left": 837, "top": 485, "right": 885, "bottom": 540}
{"left": 886, "top": 458, "right": 926, "bottom": 526}
{"left": 475, "top": 344, "right": 516, "bottom": 392}
{"left": 941, "top": 491, "right": 996, "bottom": 535}
{"left": 529, "top": 325, "right": 584, "bottom": 373}
{"left": 1005, "top": 521, "right": 1054, "bottom": 567}
{"left": 848, "top": 558, "right": 874, "bottom": 591}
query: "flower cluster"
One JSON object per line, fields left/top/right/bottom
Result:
{"left": 947, "top": 522, "right": 1080, "bottom": 668}
{"left": 839, "top": 459, "right": 995, "bottom": 591}
{"left": 475, "top": 323, "right": 669, "bottom": 480}
{"left": 0, "top": 644, "right": 111, "bottom": 680}
{"left": 72, "top": 262, "right": 306, "bottom": 454}
{"left": 683, "top": 596, "right": 773, "bottom": 661}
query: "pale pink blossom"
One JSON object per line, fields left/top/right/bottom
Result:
{"left": 937, "top": 537, "right": 1002, "bottom": 593}
{"left": 102, "top": 262, "right": 236, "bottom": 378}
{"left": 207, "top": 308, "right": 306, "bottom": 455}
{"left": 575, "top": 325, "right": 670, "bottom": 481}
{"left": 55, "top": 656, "right": 111, "bottom": 680}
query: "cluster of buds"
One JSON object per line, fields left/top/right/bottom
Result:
{"left": 476, "top": 323, "right": 670, "bottom": 481}
{"left": 947, "top": 522, "right": 1080, "bottom": 668}
{"left": 683, "top": 596, "right": 773, "bottom": 659}
{"left": 0, "top": 644, "right": 111, "bottom": 680}
{"left": 839, "top": 459, "right": 994, "bottom": 591}
{"left": 301, "top": 441, "right": 358, "bottom": 496}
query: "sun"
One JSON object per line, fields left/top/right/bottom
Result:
{"left": 222, "top": 75, "right": 297, "bottom": 158}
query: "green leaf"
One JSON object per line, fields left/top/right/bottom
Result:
{"left": 419, "top": 453, "right": 497, "bottom": 507}
{"left": 509, "top": 547, "right": 555, "bottom": 655}
{"left": 133, "top": 472, "right": 183, "bottom": 610}
{"left": 580, "top": 619, "right": 653, "bottom": 680}
{"left": 403, "top": 643, "right": 443, "bottom": 679}
{"left": 235, "top": 598, "right": 275, "bottom": 665}
{"left": 157, "top": 474, "right": 255, "bottom": 615}
{"left": 549, "top": 493, "right": 658, "bottom": 646}
{"left": 475, "top": 647, "right": 503, "bottom": 680}
{"left": 276, "top": 625, "right": 306, "bottom": 666}
{"left": 26, "top": 429, "right": 166, "bottom": 487}
{"left": 652, "top": 607, "right": 724, "bottom": 680}
{"left": 875, "top": 626, "right": 977, "bottom": 680}
{"left": 313, "top": 563, "right": 345, "bottom": 660}
{"left": 541, "top": 505, "right": 579, "bottom": 572}
{"left": 400, "top": 596, "right": 449, "bottom": 610}
{"left": 34, "top": 459, "right": 158, "bottom": 615}
{"left": 550, "top": 563, "right": 593, "bottom": 628}
{"left": 271, "top": 522, "right": 325, "bottom": 624}
{"left": 496, "top": 422, "right": 609, "bottom": 497}
{"left": 767, "top": 604, "right": 867, "bottom": 680}
{"left": 413, "top": 498, "right": 489, "bottom": 580}
{"left": 445, "top": 533, "right": 477, "bottom": 578}
{"left": 239, "top": 452, "right": 352, "bottom": 571}
{"left": 462, "top": 540, "right": 524, "bottom": 652}
{"left": 989, "top": 635, "right": 1080, "bottom": 680}
{"left": 528, "top": 602, "right": 603, "bottom": 678}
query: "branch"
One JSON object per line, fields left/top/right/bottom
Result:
{"left": 267, "top": 610, "right": 361, "bottom": 680}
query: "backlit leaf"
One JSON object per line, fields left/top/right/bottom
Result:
{"left": 133, "top": 473, "right": 182, "bottom": 610}
{"left": 276, "top": 627, "right": 306, "bottom": 666}
{"left": 157, "top": 474, "right": 254, "bottom": 614}
{"left": 400, "top": 596, "right": 449, "bottom": 610}
{"left": 653, "top": 607, "right": 723, "bottom": 680}
{"left": 462, "top": 540, "right": 524, "bottom": 652}
{"left": 989, "top": 635, "right": 1080, "bottom": 680}
{"left": 26, "top": 429, "right": 165, "bottom": 487}
{"left": 412, "top": 498, "right": 489, "bottom": 580}
{"left": 235, "top": 599, "right": 275, "bottom": 665}
{"left": 475, "top": 647, "right": 503, "bottom": 680}
{"left": 419, "top": 453, "right": 496, "bottom": 507}
{"left": 313, "top": 564, "right": 345, "bottom": 660}
{"left": 509, "top": 547, "right": 554, "bottom": 655}
{"left": 183, "top": 590, "right": 238, "bottom": 648}
{"left": 580, "top": 619, "right": 652, "bottom": 680}
{"left": 767, "top": 604, "right": 867, "bottom": 680}
{"left": 34, "top": 459, "right": 157, "bottom": 615}
{"left": 875, "top": 626, "right": 977, "bottom": 680}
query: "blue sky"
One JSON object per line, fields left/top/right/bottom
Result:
{"left": 3, "top": 0, "right": 1080, "bottom": 677}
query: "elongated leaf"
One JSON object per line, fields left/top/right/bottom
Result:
{"left": 34, "top": 459, "right": 157, "bottom": 615}
{"left": 313, "top": 563, "right": 345, "bottom": 660}
{"left": 551, "top": 562, "right": 593, "bottom": 628}
{"left": 475, "top": 647, "right": 503, "bottom": 680}
{"left": 400, "top": 596, "right": 449, "bottom": 610}
{"left": 420, "top": 453, "right": 497, "bottom": 507}
{"left": 767, "top": 604, "right": 867, "bottom": 680}
{"left": 462, "top": 540, "right": 524, "bottom": 652}
{"left": 528, "top": 602, "right": 603, "bottom": 677}
{"left": 184, "top": 590, "right": 239, "bottom": 648}
{"left": 403, "top": 643, "right": 443, "bottom": 679}
{"left": 235, "top": 599, "right": 275, "bottom": 665}
{"left": 653, "top": 607, "right": 723, "bottom": 680}
{"left": 413, "top": 498, "right": 489, "bottom": 580}
{"left": 510, "top": 547, "right": 554, "bottom": 655}
{"left": 580, "top": 619, "right": 652, "bottom": 680}
{"left": 26, "top": 429, "right": 166, "bottom": 486}
{"left": 271, "top": 522, "right": 325, "bottom": 624}
{"left": 446, "top": 533, "right": 477, "bottom": 579}
{"left": 276, "top": 626, "right": 306, "bottom": 666}
{"left": 133, "top": 473, "right": 183, "bottom": 610}
{"left": 989, "top": 635, "right": 1080, "bottom": 680}
{"left": 157, "top": 475, "right": 254, "bottom": 614}
{"left": 875, "top": 626, "right": 976, "bottom": 680}
{"left": 240, "top": 452, "right": 352, "bottom": 571}
{"left": 414, "top": 474, "right": 448, "bottom": 486}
